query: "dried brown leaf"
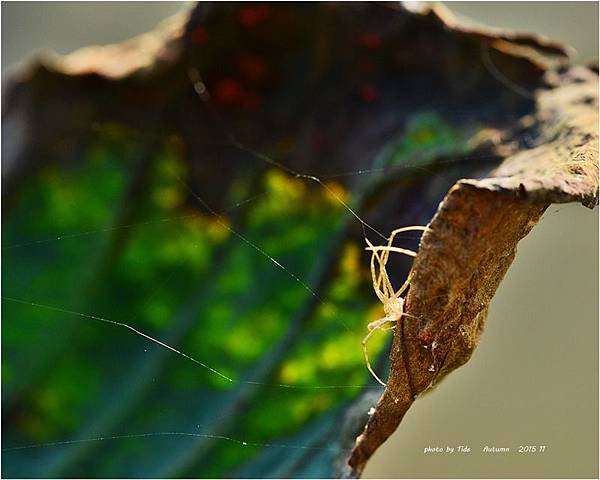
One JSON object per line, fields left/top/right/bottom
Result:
{"left": 348, "top": 34, "right": 598, "bottom": 480}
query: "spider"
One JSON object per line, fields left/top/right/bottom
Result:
{"left": 363, "top": 226, "right": 429, "bottom": 386}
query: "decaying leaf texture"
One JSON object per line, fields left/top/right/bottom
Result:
{"left": 2, "top": 2, "right": 598, "bottom": 478}
{"left": 347, "top": 18, "right": 598, "bottom": 480}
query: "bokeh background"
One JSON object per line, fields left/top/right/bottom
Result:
{"left": 2, "top": 2, "right": 598, "bottom": 478}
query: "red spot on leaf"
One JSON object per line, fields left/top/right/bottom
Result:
{"left": 214, "top": 78, "right": 243, "bottom": 105}
{"left": 358, "top": 33, "right": 382, "bottom": 50}
{"left": 191, "top": 27, "right": 208, "bottom": 46}
{"left": 238, "top": 54, "right": 268, "bottom": 83}
{"left": 239, "top": 4, "right": 271, "bottom": 27}
{"left": 360, "top": 84, "right": 377, "bottom": 103}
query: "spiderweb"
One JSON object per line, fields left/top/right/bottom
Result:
{"left": 1, "top": 4, "right": 548, "bottom": 478}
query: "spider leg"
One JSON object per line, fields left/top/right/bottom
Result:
{"left": 386, "top": 226, "right": 429, "bottom": 259}
{"left": 366, "top": 245, "right": 417, "bottom": 257}
{"left": 366, "top": 245, "right": 416, "bottom": 300}
{"left": 385, "top": 226, "right": 429, "bottom": 299}
{"left": 387, "top": 225, "right": 430, "bottom": 244}
{"left": 362, "top": 227, "right": 429, "bottom": 386}
{"left": 367, "top": 238, "right": 399, "bottom": 303}
{"left": 371, "top": 226, "right": 429, "bottom": 301}
{"left": 362, "top": 315, "right": 400, "bottom": 387}
{"left": 367, "top": 316, "right": 398, "bottom": 331}
{"left": 362, "top": 327, "right": 387, "bottom": 387}
{"left": 378, "top": 252, "right": 393, "bottom": 300}
{"left": 365, "top": 245, "right": 396, "bottom": 298}
{"left": 366, "top": 237, "right": 388, "bottom": 304}
{"left": 379, "top": 324, "right": 397, "bottom": 332}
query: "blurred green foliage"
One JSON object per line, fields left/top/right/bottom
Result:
{"left": 3, "top": 109, "right": 477, "bottom": 477}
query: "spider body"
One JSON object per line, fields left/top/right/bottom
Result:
{"left": 362, "top": 226, "right": 429, "bottom": 386}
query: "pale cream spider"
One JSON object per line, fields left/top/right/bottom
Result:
{"left": 363, "top": 226, "right": 429, "bottom": 386}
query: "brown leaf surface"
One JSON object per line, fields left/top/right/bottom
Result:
{"left": 347, "top": 24, "right": 598, "bottom": 480}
